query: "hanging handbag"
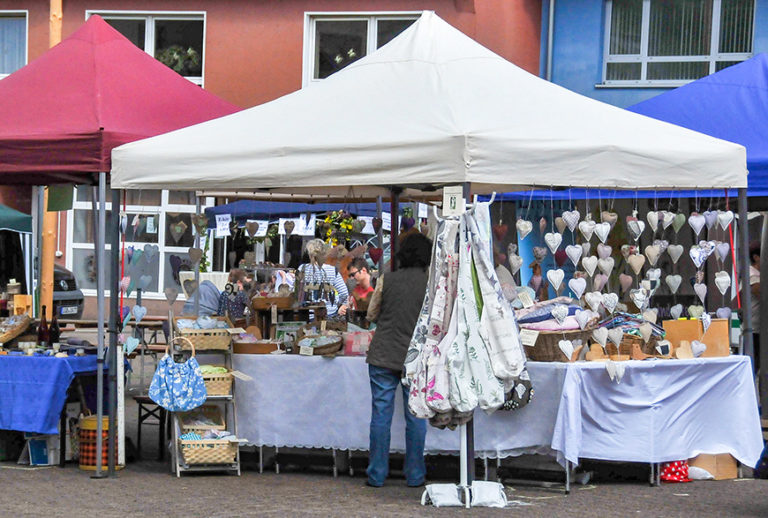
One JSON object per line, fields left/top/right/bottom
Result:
{"left": 148, "top": 336, "right": 207, "bottom": 412}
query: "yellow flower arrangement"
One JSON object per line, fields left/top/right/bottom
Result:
{"left": 321, "top": 210, "right": 355, "bottom": 245}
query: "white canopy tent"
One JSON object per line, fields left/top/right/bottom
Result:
{"left": 110, "top": 11, "right": 753, "bottom": 500}
{"left": 111, "top": 12, "right": 746, "bottom": 195}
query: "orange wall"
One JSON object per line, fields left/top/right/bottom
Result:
{"left": 16, "top": 0, "right": 540, "bottom": 109}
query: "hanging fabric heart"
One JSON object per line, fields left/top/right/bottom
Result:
{"left": 529, "top": 274, "right": 543, "bottom": 292}
{"left": 714, "top": 271, "right": 731, "bottom": 296}
{"left": 644, "top": 308, "right": 659, "bottom": 324}
{"left": 119, "top": 276, "right": 130, "bottom": 294}
{"left": 619, "top": 273, "right": 633, "bottom": 293}
{"left": 132, "top": 305, "right": 147, "bottom": 323}
{"left": 715, "top": 242, "right": 730, "bottom": 263}
{"left": 667, "top": 244, "right": 684, "bottom": 264}
{"left": 124, "top": 337, "right": 140, "bottom": 355}
{"left": 578, "top": 220, "right": 596, "bottom": 241}
{"left": 229, "top": 220, "right": 240, "bottom": 235}
{"left": 246, "top": 220, "right": 260, "bottom": 238}
{"left": 585, "top": 291, "right": 603, "bottom": 312}
{"left": 592, "top": 327, "right": 608, "bottom": 348}
{"left": 716, "top": 307, "right": 732, "bottom": 320}
{"left": 372, "top": 217, "right": 383, "bottom": 233}
{"left": 581, "top": 242, "right": 591, "bottom": 258}
{"left": 183, "top": 279, "right": 199, "bottom": 297}
{"left": 665, "top": 275, "right": 682, "bottom": 294}
{"left": 508, "top": 254, "right": 523, "bottom": 275}
{"left": 703, "top": 210, "right": 718, "bottom": 230}
{"left": 569, "top": 277, "right": 587, "bottom": 299}
{"left": 692, "top": 339, "right": 707, "bottom": 357}
{"left": 544, "top": 232, "right": 562, "bottom": 254}
{"left": 702, "top": 312, "right": 713, "bottom": 335}
{"left": 656, "top": 340, "right": 672, "bottom": 356}
{"left": 671, "top": 213, "right": 686, "bottom": 234}
{"left": 626, "top": 217, "right": 645, "bottom": 242}
{"left": 717, "top": 210, "right": 734, "bottom": 230}
{"left": 620, "top": 244, "right": 633, "bottom": 260}
{"left": 143, "top": 244, "right": 159, "bottom": 263}
{"left": 596, "top": 243, "right": 612, "bottom": 260}
{"left": 689, "top": 244, "right": 710, "bottom": 269}
{"left": 554, "top": 249, "right": 568, "bottom": 268}
{"left": 120, "top": 214, "right": 128, "bottom": 234}
{"left": 602, "top": 293, "right": 619, "bottom": 314}
{"left": 228, "top": 250, "right": 237, "bottom": 269}
{"left": 536, "top": 217, "right": 546, "bottom": 235}
{"left": 532, "top": 247, "right": 548, "bottom": 261}
{"left": 565, "top": 245, "right": 583, "bottom": 268}
{"left": 188, "top": 247, "right": 203, "bottom": 265}
{"left": 369, "top": 247, "right": 383, "bottom": 264}
{"left": 551, "top": 304, "right": 569, "bottom": 325}
{"left": 131, "top": 214, "right": 140, "bottom": 234}
{"left": 491, "top": 221, "right": 509, "bottom": 241}
{"left": 191, "top": 214, "right": 209, "bottom": 236}
{"left": 166, "top": 220, "right": 187, "bottom": 244}
{"left": 547, "top": 269, "right": 565, "bottom": 292}
{"left": 628, "top": 254, "right": 646, "bottom": 276}
{"left": 597, "top": 257, "right": 614, "bottom": 277}
{"left": 608, "top": 328, "right": 624, "bottom": 347}
{"left": 508, "top": 243, "right": 518, "bottom": 255}
{"left": 688, "top": 305, "right": 705, "bottom": 319}
{"left": 694, "top": 283, "right": 708, "bottom": 304}
{"left": 516, "top": 219, "right": 533, "bottom": 240}
{"left": 137, "top": 274, "right": 152, "bottom": 291}
{"left": 652, "top": 239, "right": 669, "bottom": 255}
{"left": 562, "top": 209, "right": 580, "bottom": 232}
{"left": 582, "top": 256, "right": 598, "bottom": 277}
{"left": 594, "top": 222, "right": 611, "bottom": 244}
{"left": 630, "top": 288, "right": 649, "bottom": 310}
{"left": 164, "top": 287, "right": 179, "bottom": 305}
{"left": 243, "top": 251, "right": 256, "bottom": 265}
{"left": 593, "top": 273, "right": 609, "bottom": 292}
{"left": 575, "top": 309, "right": 592, "bottom": 330}
{"left": 554, "top": 217, "right": 566, "bottom": 235}
{"left": 558, "top": 339, "right": 574, "bottom": 360}
{"left": 640, "top": 279, "right": 652, "bottom": 293}
{"left": 647, "top": 211, "right": 660, "bottom": 233}
{"left": 601, "top": 210, "right": 618, "bottom": 228}
{"left": 638, "top": 322, "right": 653, "bottom": 344}
{"left": 659, "top": 210, "right": 675, "bottom": 230}
{"left": 688, "top": 213, "right": 706, "bottom": 236}
{"left": 670, "top": 304, "right": 684, "bottom": 320}
{"left": 645, "top": 268, "right": 661, "bottom": 282}
{"left": 644, "top": 245, "right": 661, "bottom": 267}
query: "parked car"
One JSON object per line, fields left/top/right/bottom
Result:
{"left": 53, "top": 263, "right": 84, "bottom": 319}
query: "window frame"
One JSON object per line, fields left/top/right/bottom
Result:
{"left": 0, "top": 10, "right": 28, "bottom": 79}
{"left": 302, "top": 10, "right": 422, "bottom": 87}
{"left": 66, "top": 189, "right": 214, "bottom": 300}
{"left": 85, "top": 10, "right": 206, "bottom": 86}
{"left": 602, "top": 0, "right": 755, "bottom": 87}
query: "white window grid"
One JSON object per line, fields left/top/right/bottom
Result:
{"left": 302, "top": 10, "right": 421, "bottom": 87}
{"left": 602, "top": 0, "right": 755, "bottom": 87}
{"left": 0, "top": 10, "right": 28, "bottom": 80}
{"left": 85, "top": 10, "right": 206, "bottom": 86}
{"left": 66, "top": 189, "right": 213, "bottom": 300}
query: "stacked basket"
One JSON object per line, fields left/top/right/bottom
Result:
{"left": 173, "top": 316, "right": 233, "bottom": 351}
{"left": 177, "top": 406, "right": 237, "bottom": 465}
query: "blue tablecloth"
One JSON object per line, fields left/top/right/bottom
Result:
{"left": 0, "top": 355, "right": 98, "bottom": 434}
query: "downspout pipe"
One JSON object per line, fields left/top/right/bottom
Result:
{"left": 546, "top": 0, "right": 555, "bottom": 81}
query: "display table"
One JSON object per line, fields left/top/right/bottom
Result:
{"left": 0, "top": 355, "right": 98, "bottom": 434}
{"left": 234, "top": 355, "right": 763, "bottom": 469}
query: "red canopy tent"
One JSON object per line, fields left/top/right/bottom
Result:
{"left": 0, "top": 15, "right": 240, "bottom": 184}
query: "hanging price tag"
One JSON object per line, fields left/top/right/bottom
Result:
{"left": 518, "top": 291, "right": 534, "bottom": 308}
{"left": 215, "top": 214, "right": 232, "bottom": 238}
{"left": 442, "top": 186, "right": 464, "bottom": 216}
{"left": 299, "top": 345, "right": 314, "bottom": 356}
{"left": 518, "top": 329, "right": 539, "bottom": 347}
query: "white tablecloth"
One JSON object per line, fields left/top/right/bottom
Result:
{"left": 552, "top": 356, "right": 764, "bottom": 467}
{"left": 233, "top": 355, "right": 566, "bottom": 458}
{"left": 233, "top": 355, "right": 763, "bottom": 466}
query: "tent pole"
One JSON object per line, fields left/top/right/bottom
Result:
{"left": 460, "top": 181, "right": 475, "bottom": 503}
{"left": 108, "top": 180, "right": 120, "bottom": 476}
{"left": 738, "top": 189, "right": 757, "bottom": 406}
{"left": 376, "top": 196, "right": 384, "bottom": 271}
{"left": 91, "top": 176, "right": 106, "bottom": 478}
{"left": 390, "top": 188, "right": 401, "bottom": 271}
{"left": 195, "top": 196, "right": 201, "bottom": 317}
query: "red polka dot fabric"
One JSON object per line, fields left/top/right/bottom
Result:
{"left": 660, "top": 460, "right": 691, "bottom": 483}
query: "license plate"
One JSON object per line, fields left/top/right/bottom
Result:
{"left": 61, "top": 306, "right": 78, "bottom": 315}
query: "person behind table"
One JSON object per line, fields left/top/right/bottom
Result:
{"left": 365, "top": 232, "right": 431, "bottom": 488}
{"left": 339, "top": 257, "right": 374, "bottom": 316}
{"left": 217, "top": 268, "right": 252, "bottom": 319}
{"left": 749, "top": 241, "right": 761, "bottom": 374}
{"left": 298, "top": 239, "right": 348, "bottom": 317}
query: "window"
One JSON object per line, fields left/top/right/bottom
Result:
{"left": 0, "top": 12, "right": 27, "bottom": 78}
{"left": 87, "top": 11, "right": 204, "bottom": 85}
{"left": 603, "top": 0, "right": 754, "bottom": 85}
{"left": 67, "top": 188, "right": 213, "bottom": 299}
{"left": 304, "top": 12, "right": 419, "bottom": 85}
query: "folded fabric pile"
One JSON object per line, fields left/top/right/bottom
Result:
{"left": 515, "top": 297, "right": 582, "bottom": 331}
{"left": 597, "top": 311, "right": 665, "bottom": 339}
{"left": 176, "top": 316, "right": 229, "bottom": 330}
{"left": 199, "top": 365, "right": 228, "bottom": 375}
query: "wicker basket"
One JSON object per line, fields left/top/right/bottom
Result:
{"left": 180, "top": 439, "right": 238, "bottom": 465}
{"left": 617, "top": 333, "right": 661, "bottom": 356}
{"left": 292, "top": 321, "right": 346, "bottom": 356}
{"left": 0, "top": 314, "right": 31, "bottom": 344}
{"left": 201, "top": 366, "right": 233, "bottom": 396}
{"left": 173, "top": 316, "right": 233, "bottom": 351}
{"left": 523, "top": 322, "right": 597, "bottom": 362}
{"left": 178, "top": 405, "right": 225, "bottom": 435}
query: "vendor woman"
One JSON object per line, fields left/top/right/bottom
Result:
{"left": 298, "top": 239, "right": 349, "bottom": 317}
{"left": 339, "top": 257, "right": 374, "bottom": 316}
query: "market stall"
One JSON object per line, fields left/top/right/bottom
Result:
{"left": 111, "top": 10, "right": 759, "bottom": 499}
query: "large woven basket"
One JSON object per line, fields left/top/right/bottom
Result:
{"left": 292, "top": 321, "right": 346, "bottom": 356}
{"left": 173, "top": 316, "right": 233, "bottom": 351}
{"left": 523, "top": 321, "right": 598, "bottom": 362}
{"left": 180, "top": 439, "right": 238, "bottom": 465}
{"left": 202, "top": 367, "right": 233, "bottom": 396}
{"left": 0, "top": 314, "right": 31, "bottom": 344}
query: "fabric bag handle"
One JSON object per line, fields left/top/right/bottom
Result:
{"left": 168, "top": 336, "right": 195, "bottom": 357}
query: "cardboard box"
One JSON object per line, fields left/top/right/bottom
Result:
{"left": 233, "top": 340, "right": 281, "bottom": 354}
{"left": 662, "top": 318, "right": 730, "bottom": 357}
{"left": 688, "top": 453, "right": 738, "bottom": 480}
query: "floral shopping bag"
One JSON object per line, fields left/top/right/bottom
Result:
{"left": 149, "top": 337, "right": 207, "bottom": 412}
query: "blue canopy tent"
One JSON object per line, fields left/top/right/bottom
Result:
{"left": 0, "top": 204, "right": 32, "bottom": 297}
{"left": 204, "top": 199, "right": 380, "bottom": 228}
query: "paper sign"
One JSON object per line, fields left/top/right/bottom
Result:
{"left": 215, "top": 214, "right": 232, "bottom": 238}
{"left": 321, "top": 320, "right": 327, "bottom": 331}
{"left": 247, "top": 219, "right": 268, "bottom": 237}
{"left": 227, "top": 327, "right": 247, "bottom": 335}
{"left": 229, "top": 370, "right": 253, "bottom": 381}
{"left": 299, "top": 214, "right": 317, "bottom": 236}
{"left": 299, "top": 345, "right": 314, "bottom": 356}
{"left": 146, "top": 215, "right": 157, "bottom": 234}
{"left": 381, "top": 213, "right": 401, "bottom": 232}
{"left": 442, "top": 186, "right": 465, "bottom": 216}
{"left": 518, "top": 291, "right": 534, "bottom": 308}
{"left": 279, "top": 218, "right": 302, "bottom": 235}
{"left": 418, "top": 203, "right": 428, "bottom": 219}
{"left": 358, "top": 216, "right": 375, "bottom": 235}
{"left": 518, "top": 329, "right": 540, "bottom": 347}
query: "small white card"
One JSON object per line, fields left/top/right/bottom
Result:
{"left": 518, "top": 291, "right": 534, "bottom": 308}
{"left": 299, "top": 345, "right": 314, "bottom": 356}
{"left": 215, "top": 214, "right": 231, "bottom": 238}
{"left": 442, "top": 186, "right": 465, "bottom": 216}
{"left": 418, "top": 203, "right": 429, "bottom": 219}
{"left": 519, "top": 329, "right": 539, "bottom": 347}
{"left": 229, "top": 370, "right": 253, "bottom": 381}
{"left": 146, "top": 215, "right": 157, "bottom": 234}
{"left": 226, "top": 327, "right": 246, "bottom": 335}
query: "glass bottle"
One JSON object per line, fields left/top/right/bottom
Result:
{"left": 37, "top": 305, "right": 50, "bottom": 346}
{"left": 49, "top": 311, "right": 60, "bottom": 346}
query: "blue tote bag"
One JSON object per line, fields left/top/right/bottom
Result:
{"left": 149, "top": 336, "right": 207, "bottom": 412}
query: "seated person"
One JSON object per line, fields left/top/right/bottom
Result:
{"left": 217, "top": 268, "right": 253, "bottom": 320}
{"left": 339, "top": 258, "right": 375, "bottom": 316}
{"left": 182, "top": 280, "right": 221, "bottom": 316}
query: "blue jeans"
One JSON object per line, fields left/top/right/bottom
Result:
{"left": 367, "top": 364, "right": 427, "bottom": 486}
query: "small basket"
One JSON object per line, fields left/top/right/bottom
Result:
{"left": 173, "top": 316, "right": 233, "bottom": 351}
{"left": 617, "top": 333, "right": 661, "bottom": 356}
{"left": 180, "top": 439, "right": 238, "bottom": 465}
{"left": 292, "top": 321, "right": 346, "bottom": 356}
{"left": 178, "top": 405, "right": 225, "bottom": 435}
{"left": 201, "top": 366, "right": 233, "bottom": 396}
{"left": 251, "top": 295, "right": 294, "bottom": 311}
{"left": 523, "top": 321, "right": 598, "bottom": 362}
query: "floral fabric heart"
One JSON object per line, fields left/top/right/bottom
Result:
{"left": 653, "top": 239, "right": 669, "bottom": 255}
{"left": 516, "top": 219, "right": 533, "bottom": 240}
{"left": 532, "top": 247, "right": 548, "bottom": 261}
